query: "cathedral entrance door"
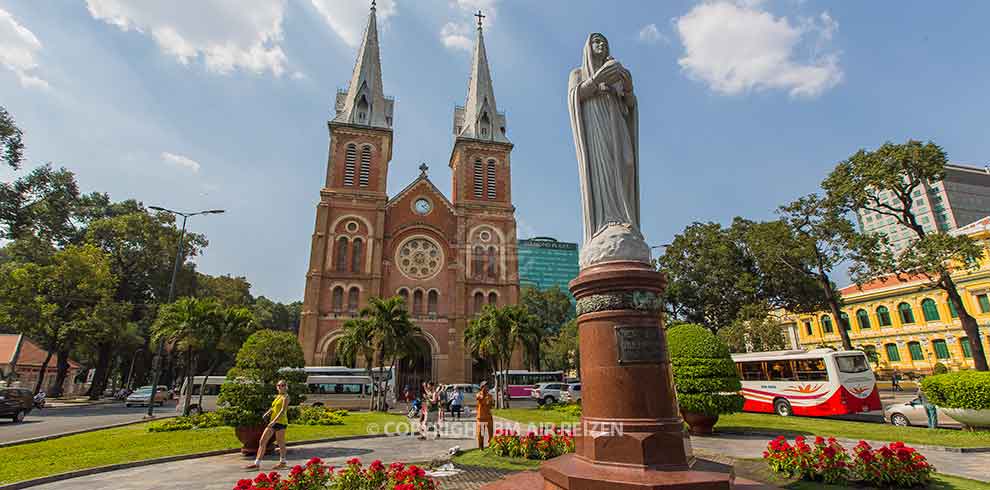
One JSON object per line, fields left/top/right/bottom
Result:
{"left": 397, "top": 336, "right": 433, "bottom": 400}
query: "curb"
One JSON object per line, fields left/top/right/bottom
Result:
{"left": 0, "top": 416, "right": 176, "bottom": 449}
{"left": 707, "top": 429, "right": 990, "bottom": 453}
{"left": 0, "top": 433, "right": 391, "bottom": 490}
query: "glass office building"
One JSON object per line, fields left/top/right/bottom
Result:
{"left": 517, "top": 237, "right": 580, "bottom": 297}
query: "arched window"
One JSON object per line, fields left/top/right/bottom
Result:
{"left": 473, "top": 158, "right": 484, "bottom": 198}
{"left": 347, "top": 287, "right": 360, "bottom": 313}
{"left": 473, "top": 292, "right": 484, "bottom": 314}
{"left": 427, "top": 290, "right": 438, "bottom": 315}
{"left": 335, "top": 237, "right": 349, "bottom": 272}
{"left": 820, "top": 315, "right": 833, "bottom": 333}
{"left": 413, "top": 289, "right": 424, "bottom": 315}
{"left": 343, "top": 143, "right": 357, "bottom": 186}
{"left": 487, "top": 246, "right": 498, "bottom": 279}
{"left": 488, "top": 292, "right": 498, "bottom": 306}
{"left": 486, "top": 159, "right": 497, "bottom": 200}
{"left": 884, "top": 343, "right": 901, "bottom": 362}
{"left": 932, "top": 339, "right": 950, "bottom": 359}
{"left": 907, "top": 341, "right": 924, "bottom": 361}
{"left": 898, "top": 302, "right": 915, "bottom": 324}
{"left": 947, "top": 300, "right": 958, "bottom": 318}
{"left": 921, "top": 298, "right": 940, "bottom": 322}
{"left": 960, "top": 337, "right": 972, "bottom": 358}
{"left": 332, "top": 286, "right": 344, "bottom": 312}
{"left": 398, "top": 288, "right": 409, "bottom": 307}
{"left": 473, "top": 246, "right": 485, "bottom": 278}
{"left": 359, "top": 145, "right": 371, "bottom": 187}
{"left": 351, "top": 238, "right": 363, "bottom": 273}
{"left": 876, "top": 306, "right": 892, "bottom": 327}
{"left": 356, "top": 95, "right": 369, "bottom": 124}
{"left": 839, "top": 312, "right": 851, "bottom": 331}
{"left": 856, "top": 309, "right": 871, "bottom": 330}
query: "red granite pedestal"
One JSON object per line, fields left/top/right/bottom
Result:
{"left": 482, "top": 261, "right": 735, "bottom": 490}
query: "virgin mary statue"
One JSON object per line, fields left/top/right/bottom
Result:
{"left": 568, "top": 33, "right": 650, "bottom": 267}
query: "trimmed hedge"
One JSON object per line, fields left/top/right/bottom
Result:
{"left": 667, "top": 324, "right": 744, "bottom": 417}
{"left": 147, "top": 412, "right": 224, "bottom": 432}
{"left": 921, "top": 371, "right": 990, "bottom": 410}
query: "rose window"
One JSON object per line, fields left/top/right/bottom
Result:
{"left": 396, "top": 237, "right": 443, "bottom": 279}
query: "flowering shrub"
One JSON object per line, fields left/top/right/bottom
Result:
{"left": 293, "top": 406, "right": 348, "bottom": 426}
{"left": 763, "top": 436, "right": 933, "bottom": 488}
{"left": 148, "top": 412, "right": 225, "bottom": 432}
{"left": 231, "top": 457, "right": 436, "bottom": 490}
{"left": 490, "top": 428, "right": 575, "bottom": 460}
{"left": 538, "top": 402, "right": 582, "bottom": 417}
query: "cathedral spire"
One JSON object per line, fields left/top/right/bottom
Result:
{"left": 334, "top": 2, "right": 393, "bottom": 129}
{"left": 454, "top": 11, "right": 508, "bottom": 143}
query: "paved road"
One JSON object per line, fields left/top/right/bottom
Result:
{"left": 0, "top": 400, "right": 178, "bottom": 444}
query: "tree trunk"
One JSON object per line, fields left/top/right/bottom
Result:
{"left": 365, "top": 356, "right": 375, "bottom": 411}
{"left": 819, "top": 272, "right": 852, "bottom": 350}
{"left": 50, "top": 349, "right": 71, "bottom": 398}
{"left": 87, "top": 342, "right": 113, "bottom": 400}
{"left": 945, "top": 279, "right": 989, "bottom": 371}
{"left": 33, "top": 350, "right": 54, "bottom": 395}
{"left": 182, "top": 348, "right": 196, "bottom": 416}
{"left": 197, "top": 357, "right": 221, "bottom": 412}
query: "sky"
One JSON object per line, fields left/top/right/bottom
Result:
{"left": 1, "top": 0, "right": 989, "bottom": 302}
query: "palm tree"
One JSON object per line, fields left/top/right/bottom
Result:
{"left": 357, "top": 296, "right": 421, "bottom": 411}
{"left": 196, "top": 306, "right": 256, "bottom": 411}
{"left": 466, "top": 304, "right": 539, "bottom": 409}
{"left": 336, "top": 317, "right": 377, "bottom": 410}
{"left": 151, "top": 297, "right": 222, "bottom": 416}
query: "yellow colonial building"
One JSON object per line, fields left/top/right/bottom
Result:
{"left": 781, "top": 217, "right": 990, "bottom": 375}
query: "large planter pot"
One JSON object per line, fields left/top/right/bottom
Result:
{"left": 681, "top": 411, "right": 718, "bottom": 435}
{"left": 942, "top": 408, "right": 990, "bottom": 430}
{"left": 235, "top": 425, "right": 275, "bottom": 456}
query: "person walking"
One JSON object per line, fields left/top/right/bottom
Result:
{"left": 918, "top": 387, "right": 938, "bottom": 429}
{"left": 244, "top": 380, "right": 290, "bottom": 470}
{"left": 450, "top": 387, "right": 464, "bottom": 420}
{"left": 891, "top": 370, "right": 903, "bottom": 392}
{"left": 476, "top": 381, "right": 494, "bottom": 449}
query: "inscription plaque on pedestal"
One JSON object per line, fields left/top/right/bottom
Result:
{"left": 614, "top": 325, "right": 665, "bottom": 364}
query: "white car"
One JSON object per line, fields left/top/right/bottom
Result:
{"left": 530, "top": 382, "right": 568, "bottom": 405}
{"left": 561, "top": 383, "right": 581, "bottom": 403}
{"left": 884, "top": 397, "right": 958, "bottom": 428}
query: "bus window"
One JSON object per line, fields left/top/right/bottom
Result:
{"left": 835, "top": 355, "right": 869, "bottom": 374}
{"left": 740, "top": 362, "right": 767, "bottom": 381}
{"left": 767, "top": 360, "right": 796, "bottom": 381}
{"left": 793, "top": 358, "right": 828, "bottom": 381}
{"left": 190, "top": 384, "right": 221, "bottom": 396}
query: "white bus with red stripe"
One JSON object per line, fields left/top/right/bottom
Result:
{"left": 731, "top": 348, "right": 881, "bottom": 417}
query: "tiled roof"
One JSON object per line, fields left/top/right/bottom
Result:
{"left": 837, "top": 273, "right": 928, "bottom": 296}
{"left": 0, "top": 334, "right": 21, "bottom": 365}
{"left": 0, "top": 334, "right": 80, "bottom": 369}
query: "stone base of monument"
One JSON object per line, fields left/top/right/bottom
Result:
{"left": 481, "top": 260, "right": 744, "bottom": 490}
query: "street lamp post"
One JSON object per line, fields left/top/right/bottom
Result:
{"left": 144, "top": 206, "right": 224, "bottom": 418}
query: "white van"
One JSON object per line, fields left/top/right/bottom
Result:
{"left": 177, "top": 376, "right": 225, "bottom": 414}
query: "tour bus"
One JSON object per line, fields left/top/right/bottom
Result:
{"left": 731, "top": 348, "right": 881, "bottom": 417}
{"left": 494, "top": 370, "right": 565, "bottom": 398}
{"left": 178, "top": 373, "right": 390, "bottom": 414}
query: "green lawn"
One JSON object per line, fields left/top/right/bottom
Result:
{"left": 452, "top": 448, "right": 542, "bottom": 471}
{"left": 0, "top": 411, "right": 405, "bottom": 485}
{"left": 494, "top": 409, "right": 990, "bottom": 448}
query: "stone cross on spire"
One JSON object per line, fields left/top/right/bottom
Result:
{"left": 333, "top": 1, "right": 394, "bottom": 129}
{"left": 452, "top": 12, "right": 509, "bottom": 143}
{"left": 419, "top": 162, "right": 429, "bottom": 175}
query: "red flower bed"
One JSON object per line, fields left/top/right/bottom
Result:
{"left": 490, "top": 428, "right": 575, "bottom": 460}
{"left": 232, "top": 457, "right": 437, "bottom": 490}
{"left": 763, "top": 436, "right": 933, "bottom": 488}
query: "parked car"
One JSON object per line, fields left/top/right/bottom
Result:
{"left": 0, "top": 388, "right": 33, "bottom": 422}
{"left": 125, "top": 386, "right": 169, "bottom": 407}
{"left": 884, "top": 397, "right": 958, "bottom": 428}
{"left": 561, "top": 383, "right": 581, "bottom": 403}
{"left": 530, "top": 382, "right": 569, "bottom": 405}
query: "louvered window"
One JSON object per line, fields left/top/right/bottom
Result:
{"left": 343, "top": 144, "right": 357, "bottom": 186}
{"left": 359, "top": 146, "right": 371, "bottom": 187}
{"left": 473, "top": 159, "right": 484, "bottom": 198}
{"left": 486, "top": 160, "right": 496, "bottom": 199}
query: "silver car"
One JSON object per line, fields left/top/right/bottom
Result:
{"left": 884, "top": 397, "right": 957, "bottom": 428}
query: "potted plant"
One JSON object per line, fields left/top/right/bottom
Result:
{"left": 921, "top": 371, "right": 990, "bottom": 430}
{"left": 667, "top": 324, "right": 744, "bottom": 435}
{"left": 217, "top": 330, "right": 308, "bottom": 454}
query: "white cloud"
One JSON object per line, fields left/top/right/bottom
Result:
{"left": 85, "top": 0, "right": 289, "bottom": 77}
{"left": 440, "top": 22, "right": 473, "bottom": 52}
{"left": 0, "top": 8, "right": 50, "bottom": 90}
{"left": 638, "top": 23, "right": 668, "bottom": 45}
{"left": 674, "top": 1, "right": 842, "bottom": 98}
{"left": 308, "top": 0, "right": 397, "bottom": 48}
{"left": 162, "top": 151, "right": 201, "bottom": 173}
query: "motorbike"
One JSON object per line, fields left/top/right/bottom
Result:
{"left": 33, "top": 392, "right": 46, "bottom": 409}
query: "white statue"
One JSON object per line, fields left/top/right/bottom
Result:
{"left": 568, "top": 33, "right": 650, "bottom": 267}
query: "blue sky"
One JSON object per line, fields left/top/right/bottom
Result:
{"left": 1, "top": 0, "right": 989, "bottom": 302}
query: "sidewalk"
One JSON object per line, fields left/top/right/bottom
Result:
{"left": 45, "top": 398, "right": 119, "bottom": 409}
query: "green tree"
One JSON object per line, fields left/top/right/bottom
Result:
{"left": 716, "top": 303, "right": 787, "bottom": 353}
{"left": 0, "top": 244, "right": 115, "bottom": 395}
{"left": 195, "top": 306, "right": 256, "bottom": 410}
{"left": 151, "top": 297, "right": 224, "bottom": 415}
{"left": 668, "top": 324, "right": 744, "bottom": 427}
{"left": 358, "top": 296, "right": 421, "bottom": 411}
{"left": 0, "top": 106, "right": 24, "bottom": 170}
{"left": 542, "top": 318, "right": 579, "bottom": 375}
{"left": 196, "top": 273, "right": 252, "bottom": 306}
{"left": 217, "top": 330, "right": 307, "bottom": 427}
{"left": 519, "top": 286, "right": 574, "bottom": 370}
{"left": 335, "top": 317, "right": 377, "bottom": 410}
{"left": 823, "top": 140, "right": 988, "bottom": 371}
{"left": 465, "top": 304, "right": 540, "bottom": 408}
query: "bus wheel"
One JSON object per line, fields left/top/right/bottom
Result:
{"left": 774, "top": 399, "right": 792, "bottom": 417}
{"left": 890, "top": 413, "right": 910, "bottom": 427}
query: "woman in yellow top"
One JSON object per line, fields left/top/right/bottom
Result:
{"left": 245, "top": 380, "right": 289, "bottom": 470}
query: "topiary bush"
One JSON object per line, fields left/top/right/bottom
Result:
{"left": 921, "top": 371, "right": 990, "bottom": 410}
{"left": 294, "top": 406, "right": 346, "bottom": 426}
{"left": 667, "top": 324, "right": 743, "bottom": 417}
{"left": 217, "top": 329, "right": 308, "bottom": 427}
